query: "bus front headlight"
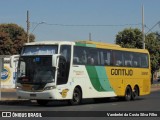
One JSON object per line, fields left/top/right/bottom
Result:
{"left": 44, "top": 86, "right": 56, "bottom": 91}
{"left": 16, "top": 86, "right": 22, "bottom": 90}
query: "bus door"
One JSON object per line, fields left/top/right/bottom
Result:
{"left": 57, "top": 45, "right": 71, "bottom": 85}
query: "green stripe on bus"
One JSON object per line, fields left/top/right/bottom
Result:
{"left": 86, "top": 66, "right": 105, "bottom": 91}
{"left": 86, "top": 44, "right": 96, "bottom": 47}
{"left": 86, "top": 66, "right": 113, "bottom": 92}
{"left": 75, "top": 43, "right": 86, "bottom": 47}
{"left": 95, "top": 66, "right": 113, "bottom": 91}
{"left": 75, "top": 42, "right": 96, "bottom": 47}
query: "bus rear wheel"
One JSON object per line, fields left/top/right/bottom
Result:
{"left": 37, "top": 100, "right": 49, "bottom": 106}
{"left": 124, "top": 86, "right": 132, "bottom": 101}
{"left": 132, "top": 86, "right": 139, "bottom": 100}
{"left": 69, "top": 87, "right": 82, "bottom": 105}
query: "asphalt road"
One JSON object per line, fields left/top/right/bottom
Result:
{"left": 0, "top": 90, "right": 160, "bottom": 120}
{"left": 0, "top": 90, "right": 160, "bottom": 111}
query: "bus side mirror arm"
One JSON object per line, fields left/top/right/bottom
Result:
{"left": 52, "top": 54, "right": 61, "bottom": 68}
{"left": 10, "top": 55, "right": 20, "bottom": 68}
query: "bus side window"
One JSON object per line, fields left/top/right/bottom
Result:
{"left": 103, "top": 50, "right": 111, "bottom": 66}
{"left": 132, "top": 53, "right": 140, "bottom": 67}
{"left": 116, "top": 60, "right": 122, "bottom": 66}
{"left": 73, "top": 46, "right": 87, "bottom": 65}
{"left": 73, "top": 57, "right": 80, "bottom": 64}
{"left": 140, "top": 54, "right": 148, "bottom": 68}
{"left": 133, "top": 61, "right": 138, "bottom": 67}
{"left": 113, "top": 51, "right": 123, "bottom": 66}
{"left": 86, "top": 48, "right": 96, "bottom": 65}
{"left": 123, "top": 52, "right": 133, "bottom": 67}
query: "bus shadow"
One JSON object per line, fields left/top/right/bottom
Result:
{"left": 81, "top": 97, "right": 145, "bottom": 105}
{"left": 0, "top": 97, "right": 146, "bottom": 107}
{"left": 36, "top": 97, "right": 146, "bottom": 107}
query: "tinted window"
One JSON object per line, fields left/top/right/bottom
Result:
{"left": 99, "top": 50, "right": 111, "bottom": 66}
{"left": 132, "top": 53, "right": 141, "bottom": 67}
{"left": 123, "top": 52, "right": 133, "bottom": 67}
{"left": 22, "top": 45, "right": 58, "bottom": 55}
{"left": 73, "top": 46, "right": 149, "bottom": 68}
{"left": 73, "top": 46, "right": 87, "bottom": 64}
{"left": 140, "top": 54, "right": 149, "bottom": 68}
{"left": 112, "top": 51, "right": 123, "bottom": 66}
{"left": 73, "top": 46, "right": 101, "bottom": 65}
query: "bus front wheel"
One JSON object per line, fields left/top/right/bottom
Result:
{"left": 69, "top": 87, "right": 82, "bottom": 105}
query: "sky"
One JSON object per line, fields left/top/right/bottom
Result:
{"left": 0, "top": 0, "right": 160, "bottom": 43}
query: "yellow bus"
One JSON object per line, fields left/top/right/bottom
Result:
{"left": 16, "top": 40, "right": 151, "bottom": 105}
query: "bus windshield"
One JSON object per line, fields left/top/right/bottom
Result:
{"left": 17, "top": 55, "right": 55, "bottom": 84}
{"left": 22, "top": 45, "right": 58, "bottom": 56}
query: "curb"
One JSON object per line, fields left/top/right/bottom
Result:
{"left": 151, "top": 84, "right": 160, "bottom": 87}
{"left": 0, "top": 89, "right": 16, "bottom": 92}
{"left": 0, "top": 97, "right": 28, "bottom": 102}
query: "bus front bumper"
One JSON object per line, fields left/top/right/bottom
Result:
{"left": 16, "top": 90, "right": 57, "bottom": 100}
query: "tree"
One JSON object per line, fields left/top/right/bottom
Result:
{"left": 0, "top": 31, "right": 13, "bottom": 55}
{"left": 115, "top": 28, "right": 143, "bottom": 48}
{"left": 116, "top": 28, "right": 160, "bottom": 83}
{"left": 145, "top": 33, "right": 160, "bottom": 76}
{"left": 0, "top": 23, "right": 35, "bottom": 55}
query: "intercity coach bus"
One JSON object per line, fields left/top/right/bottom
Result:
{"left": 15, "top": 40, "right": 151, "bottom": 105}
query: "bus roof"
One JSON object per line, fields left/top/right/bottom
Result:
{"left": 76, "top": 40, "right": 149, "bottom": 54}
{"left": 24, "top": 40, "right": 149, "bottom": 54}
{"left": 24, "top": 40, "right": 121, "bottom": 47}
{"left": 76, "top": 40, "right": 121, "bottom": 48}
{"left": 24, "top": 41, "right": 74, "bottom": 46}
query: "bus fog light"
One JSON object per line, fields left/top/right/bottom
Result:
{"left": 16, "top": 86, "right": 22, "bottom": 90}
{"left": 44, "top": 86, "right": 56, "bottom": 90}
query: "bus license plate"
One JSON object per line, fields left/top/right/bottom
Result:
{"left": 30, "top": 94, "right": 36, "bottom": 97}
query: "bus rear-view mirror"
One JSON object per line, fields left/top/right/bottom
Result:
{"left": 10, "top": 55, "right": 20, "bottom": 68}
{"left": 52, "top": 54, "right": 61, "bottom": 68}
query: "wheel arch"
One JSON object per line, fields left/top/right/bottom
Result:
{"left": 74, "top": 85, "right": 83, "bottom": 98}
{"left": 126, "top": 84, "right": 132, "bottom": 91}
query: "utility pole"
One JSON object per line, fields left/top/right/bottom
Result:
{"left": 89, "top": 33, "right": 92, "bottom": 41}
{"left": 142, "top": 5, "right": 145, "bottom": 49}
{"left": 27, "top": 10, "right": 30, "bottom": 43}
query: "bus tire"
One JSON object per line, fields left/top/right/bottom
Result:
{"left": 69, "top": 87, "right": 82, "bottom": 105}
{"left": 132, "top": 86, "right": 139, "bottom": 100}
{"left": 124, "top": 86, "right": 132, "bottom": 101}
{"left": 37, "top": 100, "right": 49, "bottom": 106}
